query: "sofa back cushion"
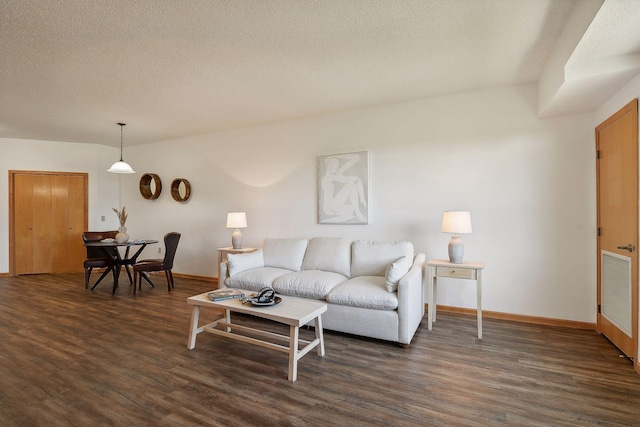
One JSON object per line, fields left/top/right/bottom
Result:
{"left": 351, "top": 240, "right": 414, "bottom": 277}
{"left": 262, "top": 238, "right": 308, "bottom": 271}
{"left": 301, "top": 237, "right": 352, "bottom": 278}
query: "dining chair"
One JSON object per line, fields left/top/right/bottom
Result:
{"left": 82, "top": 231, "right": 119, "bottom": 293}
{"left": 133, "top": 232, "right": 181, "bottom": 295}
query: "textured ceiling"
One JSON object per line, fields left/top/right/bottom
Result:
{"left": 0, "top": 0, "right": 638, "bottom": 147}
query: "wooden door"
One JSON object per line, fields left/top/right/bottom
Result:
{"left": 10, "top": 171, "right": 88, "bottom": 275}
{"left": 32, "top": 174, "right": 52, "bottom": 273}
{"left": 596, "top": 99, "right": 639, "bottom": 364}
{"left": 66, "top": 175, "right": 86, "bottom": 272}
{"left": 50, "top": 175, "right": 85, "bottom": 273}
{"left": 14, "top": 174, "right": 34, "bottom": 274}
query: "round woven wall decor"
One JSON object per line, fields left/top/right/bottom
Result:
{"left": 171, "top": 178, "right": 191, "bottom": 202}
{"left": 139, "top": 173, "right": 162, "bottom": 200}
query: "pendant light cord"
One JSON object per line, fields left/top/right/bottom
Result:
{"left": 118, "top": 122, "right": 126, "bottom": 161}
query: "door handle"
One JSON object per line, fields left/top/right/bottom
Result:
{"left": 617, "top": 244, "right": 635, "bottom": 253}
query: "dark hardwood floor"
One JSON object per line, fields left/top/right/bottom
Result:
{"left": 0, "top": 273, "right": 639, "bottom": 426}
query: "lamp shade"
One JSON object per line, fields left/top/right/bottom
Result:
{"left": 226, "top": 212, "right": 247, "bottom": 229}
{"left": 442, "top": 211, "right": 472, "bottom": 234}
{"left": 107, "top": 160, "right": 135, "bottom": 174}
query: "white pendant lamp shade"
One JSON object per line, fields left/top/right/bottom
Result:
{"left": 108, "top": 123, "right": 135, "bottom": 174}
{"left": 107, "top": 160, "right": 135, "bottom": 174}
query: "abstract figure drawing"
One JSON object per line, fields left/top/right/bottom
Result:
{"left": 319, "top": 152, "right": 368, "bottom": 224}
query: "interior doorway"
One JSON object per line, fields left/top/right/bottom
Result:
{"left": 596, "top": 99, "right": 639, "bottom": 373}
{"left": 9, "top": 171, "right": 88, "bottom": 275}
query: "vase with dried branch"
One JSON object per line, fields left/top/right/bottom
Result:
{"left": 113, "top": 206, "right": 129, "bottom": 243}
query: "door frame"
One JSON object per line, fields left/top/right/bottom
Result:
{"left": 595, "top": 99, "right": 639, "bottom": 374}
{"left": 8, "top": 170, "right": 89, "bottom": 275}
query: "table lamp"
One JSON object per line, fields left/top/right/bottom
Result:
{"left": 442, "top": 211, "right": 472, "bottom": 264}
{"left": 226, "top": 212, "right": 247, "bottom": 249}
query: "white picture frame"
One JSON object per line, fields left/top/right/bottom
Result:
{"left": 317, "top": 151, "right": 369, "bottom": 224}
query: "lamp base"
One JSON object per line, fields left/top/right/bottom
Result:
{"left": 448, "top": 235, "right": 464, "bottom": 264}
{"left": 231, "top": 229, "right": 243, "bottom": 249}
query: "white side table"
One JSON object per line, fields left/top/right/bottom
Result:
{"left": 426, "top": 259, "right": 485, "bottom": 339}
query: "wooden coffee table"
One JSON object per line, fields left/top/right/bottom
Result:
{"left": 187, "top": 291, "right": 327, "bottom": 382}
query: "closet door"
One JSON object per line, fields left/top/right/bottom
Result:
{"left": 51, "top": 175, "right": 86, "bottom": 273}
{"left": 51, "top": 175, "right": 69, "bottom": 273}
{"left": 14, "top": 174, "right": 35, "bottom": 274}
{"left": 67, "top": 175, "right": 86, "bottom": 272}
{"left": 11, "top": 171, "right": 87, "bottom": 275}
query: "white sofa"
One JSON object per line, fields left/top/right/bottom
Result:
{"left": 219, "top": 237, "right": 426, "bottom": 346}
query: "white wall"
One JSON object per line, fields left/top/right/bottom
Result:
{"left": 116, "top": 83, "right": 597, "bottom": 322}
{"left": 595, "top": 73, "right": 640, "bottom": 123}
{"left": 0, "top": 138, "right": 121, "bottom": 272}
{"left": 0, "top": 83, "right": 597, "bottom": 322}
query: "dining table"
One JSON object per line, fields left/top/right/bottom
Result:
{"left": 83, "top": 239, "right": 158, "bottom": 293}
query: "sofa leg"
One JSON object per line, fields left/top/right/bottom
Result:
{"left": 399, "top": 343, "right": 409, "bottom": 349}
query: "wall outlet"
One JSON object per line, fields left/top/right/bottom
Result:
{"left": 101, "top": 215, "right": 105, "bottom": 222}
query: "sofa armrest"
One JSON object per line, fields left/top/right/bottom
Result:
{"left": 218, "top": 260, "right": 230, "bottom": 288}
{"left": 396, "top": 253, "right": 426, "bottom": 344}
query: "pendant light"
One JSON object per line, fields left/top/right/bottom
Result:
{"left": 107, "top": 122, "right": 136, "bottom": 174}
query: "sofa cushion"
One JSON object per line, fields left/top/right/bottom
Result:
{"left": 350, "top": 240, "right": 414, "bottom": 277}
{"left": 301, "top": 237, "right": 352, "bottom": 277}
{"left": 262, "top": 238, "right": 308, "bottom": 271}
{"left": 385, "top": 256, "right": 412, "bottom": 292}
{"left": 273, "top": 270, "right": 348, "bottom": 299}
{"left": 326, "top": 276, "right": 398, "bottom": 310}
{"left": 225, "top": 267, "right": 291, "bottom": 292}
{"left": 227, "top": 249, "right": 264, "bottom": 277}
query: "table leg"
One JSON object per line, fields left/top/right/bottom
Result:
{"left": 428, "top": 266, "right": 436, "bottom": 330}
{"left": 96, "top": 246, "right": 123, "bottom": 294}
{"left": 288, "top": 325, "right": 299, "bottom": 382}
{"left": 123, "top": 244, "right": 148, "bottom": 284}
{"left": 187, "top": 306, "right": 200, "bottom": 349}
{"left": 112, "top": 265, "right": 121, "bottom": 294}
{"left": 225, "top": 309, "right": 231, "bottom": 333}
{"left": 477, "top": 269, "right": 483, "bottom": 339}
{"left": 123, "top": 246, "right": 133, "bottom": 283}
{"left": 314, "top": 315, "right": 325, "bottom": 356}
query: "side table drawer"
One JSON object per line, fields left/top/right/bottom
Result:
{"left": 436, "top": 266, "right": 477, "bottom": 280}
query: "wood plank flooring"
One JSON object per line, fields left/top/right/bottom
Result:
{"left": 0, "top": 273, "right": 639, "bottom": 426}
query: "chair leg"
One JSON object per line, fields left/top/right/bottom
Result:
{"left": 165, "top": 270, "right": 172, "bottom": 292}
{"left": 85, "top": 267, "right": 91, "bottom": 289}
{"left": 140, "top": 272, "right": 155, "bottom": 288}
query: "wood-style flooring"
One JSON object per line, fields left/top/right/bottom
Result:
{"left": 0, "top": 273, "right": 639, "bottom": 426}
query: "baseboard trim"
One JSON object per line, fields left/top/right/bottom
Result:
{"left": 427, "top": 304, "right": 595, "bottom": 330}
{"left": 0, "top": 271, "right": 219, "bottom": 283}
{"left": 173, "top": 272, "right": 217, "bottom": 283}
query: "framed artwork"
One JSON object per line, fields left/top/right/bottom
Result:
{"left": 317, "top": 151, "right": 368, "bottom": 224}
